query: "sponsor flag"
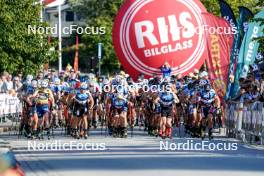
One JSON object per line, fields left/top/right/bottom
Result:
{"left": 238, "top": 7, "right": 254, "bottom": 38}
{"left": 238, "top": 10, "right": 264, "bottom": 79}
{"left": 232, "top": 7, "right": 253, "bottom": 96}
{"left": 74, "top": 35, "right": 79, "bottom": 72}
{"left": 202, "top": 13, "right": 234, "bottom": 99}
{"left": 218, "top": 0, "right": 239, "bottom": 99}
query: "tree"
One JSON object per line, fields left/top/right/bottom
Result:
{"left": 69, "top": 0, "right": 262, "bottom": 74}
{"left": 0, "top": 0, "right": 57, "bottom": 75}
{"left": 69, "top": 0, "right": 123, "bottom": 74}
{"left": 201, "top": 0, "right": 261, "bottom": 16}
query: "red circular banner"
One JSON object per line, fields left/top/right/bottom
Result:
{"left": 113, "top": 0, "right": 208, "bottom": 79}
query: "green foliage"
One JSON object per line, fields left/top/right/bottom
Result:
{"left": 0, "top": 0, "right": 262, "bottom": 75}
{"left": 0, "top": 0, "right": 57, "bottom": 75}
{"left": 69, "top": 0, "right": 262, "bottom": 74}
{"left": 201, "top": 0, "right": 261, "bottom": 16}
{"left": 69, "top": 0, "right": 123, "bottom": 74}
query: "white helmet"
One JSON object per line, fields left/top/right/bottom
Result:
{"left": 26, "top": 75, "right": 33, "bottom": 81}
{"left": 143, "top": 79, "right": 149, "bottom": 85}
{"left": 41, "top": 80, "right": 49, "bottom": 88}
{"left": 31, "top": 80, "right": 38, "bottom": 88}
{"left": 252, "top": 64, "right": 258, "bottom": 72}
{"left": 88, "top": 73, "right": 95, "bottom": 79}
{"left": 115, "top": 75, "right": 121, "bottom": 83}
{"left": 80, "top": 83, "right": 88, "bottom": 90}
{"left": 103, "top": 79, "right": 110, "bottom": 85}
{"left": 200, "top": 71, "right": 208, "bottom": 78}
{"left": 54, "top": 77, "right": 61, "bottom": 85}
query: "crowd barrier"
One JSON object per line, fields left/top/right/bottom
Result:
{"left": 225, "top": 101, "right": 264, "bottom": 145}
{"left": 0, "top": 93, "right": 22, "bottom": 124}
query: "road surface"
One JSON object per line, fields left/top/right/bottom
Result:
{"left": 1, "top": 128, "right": 264, "bottom": 176}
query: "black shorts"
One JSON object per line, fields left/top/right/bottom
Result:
{"left": 202, "top": 106, "right": 214, "bottom": 118}
{"left": 74, "top": 107, "right": 88, "bottom": 117}
{"left": 73, "top": 104, "right": 88, "bottom": 117}
{"left": 161, "top": 106, "right": 173, "bottom": 117}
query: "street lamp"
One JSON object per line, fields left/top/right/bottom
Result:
{"left": 98, "top": 43, "right": 102, "bottom": 76}
{"left": 46, "top": 0, "right": 66, "bottom": 72}
{"left": 90, "top": 56, "right": 95, "bottom": 73}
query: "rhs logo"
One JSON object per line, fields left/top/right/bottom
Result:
{"left": 113, "top": 0, "right": 208, "bottom": 79}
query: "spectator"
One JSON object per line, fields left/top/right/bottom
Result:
{"left": 17, "top": 72, "right": 23, "bottom": 82}
{"left": 193, "top": 69, "right": 199, "bottom": 79}
{"left": 260, "top": 73, "right": 264, "bottom": 95}
{"left": 160, "top": 62, "right": 171, "bottom": 78}
{"left": 2, "top": 74, "right": 13, "bottom": 93}
{"left": 0, "top": 72, "right": 9, "bottom": 93}
{"left": 37, "top": 72, "right": 44, "bottom": 80}
{"left": 13, "top": 76, "right": 23, "bottom": 92}
{"left": 137, "top": 73, "right": 144, "bottom": 82}
{"left": 0, "top": 75, "right": 4, "bottom": 93}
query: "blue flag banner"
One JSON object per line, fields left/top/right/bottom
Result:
{"left": 238, "top": 10, "right": 264, "bottom": 79}
{"left": 232, "top": 6, "right": 254, "bottom": 97}
{"left": 238, "top": 7, "right": 254, "bottom": 38}
{"left": 218, "top": 0, "right": 239, "bottom": 99}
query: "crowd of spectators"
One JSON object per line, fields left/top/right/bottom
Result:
{"left": 230, "top": 53, "right": 264, "bottom": 104}
{"left": 0, "top": 71, "right": 23, "bottom": 95}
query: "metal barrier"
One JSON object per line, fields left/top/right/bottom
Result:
{"left": 225, "top": 101, "right": 264, "bottom": 145}
{"left": 0, "top": 93, "right": 22, "bottom": 124}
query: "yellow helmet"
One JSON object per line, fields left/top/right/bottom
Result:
{"left": 117, "top": 94, "right": 123, "bottom": 99}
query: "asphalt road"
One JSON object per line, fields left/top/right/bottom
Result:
{"left": 1, "top": 128, "right": 264, "bottom": 176}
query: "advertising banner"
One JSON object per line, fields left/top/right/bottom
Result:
{"left": 202, "top": 13, "right": 234, "bottom": 99}
{"left": 238, "top": 10, "right": 264, "bottom": 79}
{"left": 232, "top": 7, "right": 253, "bottom": 96}
{"left": 113, "top": 0, "right": 208, "bottom": 79}
{"left": 219, "top": 0, "right": 240, "bottom": 99}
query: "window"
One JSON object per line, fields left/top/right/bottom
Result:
{"left": 76, "top": 14, "right": 83, "bottom": 21}
{"left": 65, "top": 11, "right": 74, "bottom": 21}
{"left": 45, "top": 13, "right": 50, "bottom": 21}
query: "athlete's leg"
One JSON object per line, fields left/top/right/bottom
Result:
{"left": 112, "top": 111, "right": 119, "bottom": 137}
{"left": 82, "top": 114, "right": 88, "bottom": 139}
{"left": 120, "top": 111, "right": 128, "bottom": 138}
